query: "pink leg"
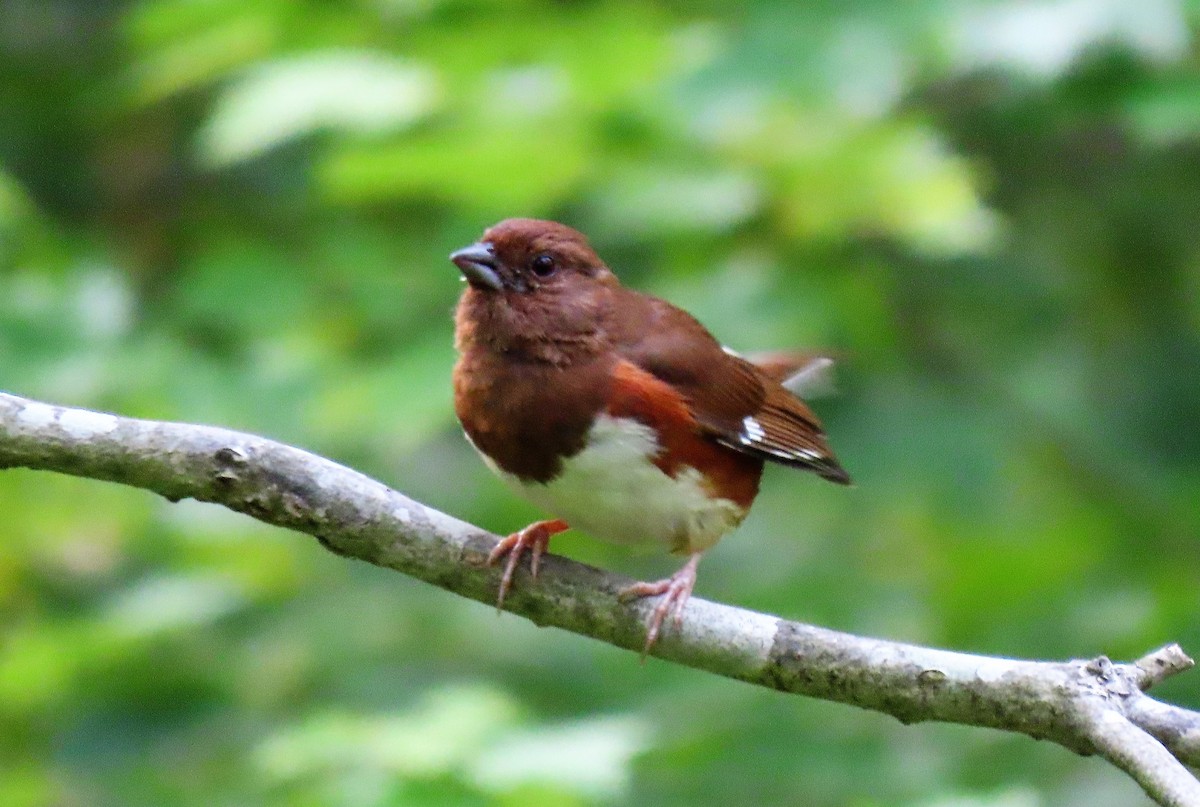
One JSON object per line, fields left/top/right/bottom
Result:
{"left": 619, "top": 553, "right": 702, "bottom": 656}
{"left": 487, "top": 519, "right": 569, "bottom": 610}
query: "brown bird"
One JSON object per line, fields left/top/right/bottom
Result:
{"left": 451, "top": 219, "right": 849, "bottom": 654}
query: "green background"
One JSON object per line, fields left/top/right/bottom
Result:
{"left": 2, "top": 1, "right": 1199, "bottom": 804}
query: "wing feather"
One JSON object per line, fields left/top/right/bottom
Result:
{"left": 612, "top": 293, "right": 850, "bottom": 485}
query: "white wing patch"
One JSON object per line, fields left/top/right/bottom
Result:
{"left": 775, "top": 447, "right": 823, "bottom": 462}
{"left": 739, "top": 415, "right": 765, "bottom": 445}
{"left": 729, "top": 415, "right": 825, "bottom": 463}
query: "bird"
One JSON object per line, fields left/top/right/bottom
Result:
{"left": 450, "top": 218, "right": 850, "bottom": 654}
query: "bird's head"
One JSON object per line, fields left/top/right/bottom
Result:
{"left": 451, "top": 219, "right": 618, "bottom": 361}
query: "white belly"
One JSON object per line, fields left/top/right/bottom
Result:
{"left": 478, "top": 415, "right": 745, "bottom": 554}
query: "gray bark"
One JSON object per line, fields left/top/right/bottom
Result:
{"left": 2, "top": 390, "right": 1199, "bottom": 806}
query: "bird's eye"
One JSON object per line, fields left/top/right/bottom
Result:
{"left": 530, "top": 254, "right": 556, "bottom": 278}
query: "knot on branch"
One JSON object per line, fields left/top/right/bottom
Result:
{"left": 213, "top": 445, "right": 250, "bottom": 486}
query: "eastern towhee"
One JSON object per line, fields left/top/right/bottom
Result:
{"left": 451, "top": 219, "right": 849, "bottom": 654}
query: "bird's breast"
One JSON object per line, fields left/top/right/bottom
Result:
{"left": 479, "top": 414, "right": 749, "bottom": 555}
{"left": 453, "top": 348, "right": 612, "bottom": 483}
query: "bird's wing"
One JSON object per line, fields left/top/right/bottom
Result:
{"left": 613, "top": 295, "right": 850, "bottom": 484}
{"left": 742, "top": 351, "right": 838, "bottom": 399}
{"left": 604, "top": 359, "right": 763, "bottom": 508}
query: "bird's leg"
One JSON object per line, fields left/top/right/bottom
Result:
{"left": 487, "top": 519, "right": 569, "bottom": 610}
{"left": 618, "top": 553, "right": 702, "bottom": 656}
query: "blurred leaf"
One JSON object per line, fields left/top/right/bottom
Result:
{"left": 1125, "top": 76, "right": 1200, "bottom": 143}
{"left": 589, "top": 166, "right": 761, "bottom": 235}
{"left": 947, "top": 0, "right": 1190, "bottom": 78}
{"left": 469, "top": 715, "right": 651, "bottom": 799}
{"left": 320, "top": 122, "right": 591, "bottom": 210}
{"left": 103, "top": 573, "right": 248, "bottom": 637}
{"left": 255, "top": 685, "right": 519, "bottom": 781}
{"left": 124, "top": 9, "right": 278, "bottom": 105}
{"left": 198, "top": 52, "right": 439, "bottom": 166}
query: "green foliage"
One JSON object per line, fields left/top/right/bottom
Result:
{"left": 2, "top": 0, "right": 1199, "bottom": 804}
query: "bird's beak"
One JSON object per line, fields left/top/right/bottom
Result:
{"left": 450, "top": 242, "right": 503, "bottom": 291}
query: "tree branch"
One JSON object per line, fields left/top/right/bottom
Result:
{"left": 2, "top": 390, "right": 1199, "bottom": 806}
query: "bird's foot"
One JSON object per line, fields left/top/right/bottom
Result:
{"left": 487, "top": 519, "right": 569, "bottom": 610}
{"left": 619, "top": 553, "right": 702, "bottom": 657}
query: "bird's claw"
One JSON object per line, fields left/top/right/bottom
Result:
{"left": 619, "top": 554, "right": 701, "bottom": 657}
{"left": 487, "top": 519, "right": 568, "bottom": 610}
